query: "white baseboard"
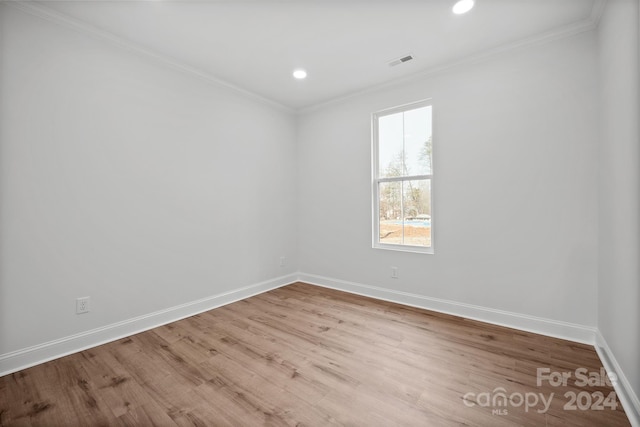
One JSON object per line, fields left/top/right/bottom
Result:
{"left": 0, "top": 273, "right": 298, "bottom": 377}
{"left": 298, "top": 273, "right": 597, "bottom": 344}
{"left": 595, "top": 331, "right": 640, "bottom": 427}
{"left": 3, "top": 272, "right": 636, "bottom": 427}
{"left": 299, "top": 273, "right": 640, "bottom": 424}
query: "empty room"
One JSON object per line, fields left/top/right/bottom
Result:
{"left": 0, "top": 0, "right": 638, "bottom": 425}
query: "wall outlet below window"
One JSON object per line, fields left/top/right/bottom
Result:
{"left": 76, "top": 297, "right": 90, "bottom": 314}
{"left": 391, "top": 267, "right": 399, "bottom": 279}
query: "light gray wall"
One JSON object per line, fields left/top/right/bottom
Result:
{"left": 297, "top": 32, "right": 600, "bottom": 326}
{"left": 2, "top": 1, "right": 638, "bottom": 410}
{"left": 0, "top": 5, "right": 298, "bottom": 354}
{"left": 597, "top": 0, "right": 640, "bottom": 406}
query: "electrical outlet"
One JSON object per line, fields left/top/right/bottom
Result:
{"left": 76, "top": 297, "right": 90, "bottom": 314}
{"left": 279, "top": 256, "right": 286, "bottom": 267}
{"left": 391, "top": 266, "right": 399, "bottom": 279}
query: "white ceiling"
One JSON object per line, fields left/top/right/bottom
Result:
{"left": 31, "top": 0, "right": 599, "bottom": 110}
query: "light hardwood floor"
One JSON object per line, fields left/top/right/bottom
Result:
{"left": 0, "top": 282, "right": 631, "bottom": 426}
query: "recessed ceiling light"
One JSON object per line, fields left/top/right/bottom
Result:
{"left": 293, "top": 69, "right": 307, "bottom": 79}
{"left": 453, "top": 0, "right": 474, "bottom": 14}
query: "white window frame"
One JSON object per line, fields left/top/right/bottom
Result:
{"left": 372, "top": 99, "right": 434, "bottom": 254}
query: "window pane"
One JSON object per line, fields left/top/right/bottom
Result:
{"left": 373, "top": 100, "right": 433, "bottom": 253}
{"left": 404, "top": 106, "right": 432, "bottom": 176}
{"left": 379, "top": 181, "right": 403, "bottom": 244}
{"left": 402, "top": 179, "right": 431, "bottom": 247}
{"left": 378, "top": 112, "right": 404, "bottom": 178}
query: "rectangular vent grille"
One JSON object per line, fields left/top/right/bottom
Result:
{"left": 389, "top": 55, "right": 414, "bottom": 67}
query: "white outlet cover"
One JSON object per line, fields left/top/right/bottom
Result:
{"left": 76, "top": 297, "right": 90, "bottom": 314}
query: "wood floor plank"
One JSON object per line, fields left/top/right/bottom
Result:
{"left": 117, "top": 400, "right": 178, "bottom": 427}
{"left": 0, "top": 282, "right": 631, "bottom": 426}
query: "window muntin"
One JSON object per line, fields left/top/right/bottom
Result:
{"left": 373, "top": 100, "right": 433, "bottom": 253}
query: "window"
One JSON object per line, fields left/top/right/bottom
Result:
{"left": 372, "top": 100, "right": 433, "bottom": 253}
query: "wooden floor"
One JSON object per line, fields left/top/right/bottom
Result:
{"left": 0, "top": 282, "right": 631, "bottom": 426}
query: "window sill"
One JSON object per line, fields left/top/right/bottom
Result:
{"left": 373, "top": 243, "right": 434, "bottom": 254}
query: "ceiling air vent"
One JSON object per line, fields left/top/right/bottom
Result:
{"left": 388, "top": 54, "right": 414, "bottom": 67}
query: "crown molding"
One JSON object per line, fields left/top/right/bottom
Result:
{"left": 3, "top": 0, "right": 607, "bottom": 115}
{"left": 298, "top": 10, "right": 603, "bottom": 115}
{"left": 4, "top": 1, "right": 294, "bottom": 115}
